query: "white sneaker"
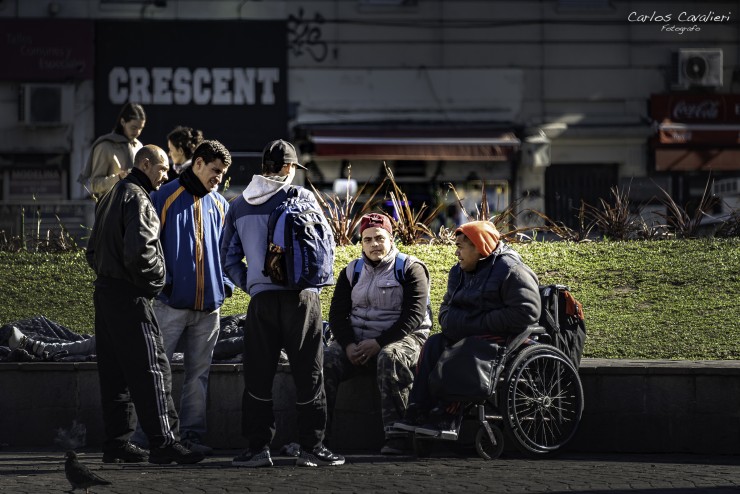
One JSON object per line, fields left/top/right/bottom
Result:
{"left": 8, "top": 326, "right": 26, "bottom": 350}
{"left": 296, "top": 445, "right": 345, "bottom": 467}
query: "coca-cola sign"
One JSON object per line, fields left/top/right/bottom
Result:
{"left": 672, "top": 100, "right": 720, "bottom": 121}
{"left": 651, "top": 93, "right": 740, "bottom": 122}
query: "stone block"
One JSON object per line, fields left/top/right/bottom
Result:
{"left": 595, "top": 375, "right": 646, "bottom": 413}
{"left": 331, "top": 373, "right": 384, "bottom": 451}
{"left": 696, "top": 375, "right": 740, "bottom": 413}
{"left": 645, "top": 375, "right": 695, "bottom": 415}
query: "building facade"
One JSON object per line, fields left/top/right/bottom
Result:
{"left": 1, "top": 0, "right": 738, "bottom": 238}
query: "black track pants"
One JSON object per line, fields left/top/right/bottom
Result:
{"left": 93, "top": 284, "right": 180, "bottom": 449}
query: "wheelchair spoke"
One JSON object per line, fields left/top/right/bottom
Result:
{"left": 504, "top": 345, "right": 584, "bottom": 455}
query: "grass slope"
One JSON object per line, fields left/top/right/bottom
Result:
{"left": 1, "top": 238, "right": 738, "bottom": 359}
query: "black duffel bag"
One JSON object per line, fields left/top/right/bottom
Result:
{"left": 428, "top": 337, "right": 502, "bottom": 402}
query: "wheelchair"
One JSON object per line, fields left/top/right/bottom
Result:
{"left": 409, "top": 325, "right": 584, "bottom": 460}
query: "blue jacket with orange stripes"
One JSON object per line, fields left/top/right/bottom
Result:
{"left": 150, "top": 177, "right": 234, "bottom": 312}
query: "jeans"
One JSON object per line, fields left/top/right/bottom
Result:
{"left": 132, "top": 300, "right": 219, "bottom": 445}
{"left": 156, "top": 300, "right": 220, "bottom": 436}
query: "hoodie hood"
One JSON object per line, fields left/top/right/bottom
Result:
{"left": 243, "top": 166, "right": 296, "bottom": 205}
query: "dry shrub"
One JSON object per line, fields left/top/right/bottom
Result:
{"left": 654, "top": 178, "right": 719, "bottom": 238}
{"left": 583, "top": 186, "right": 643, "bottom": 240}
{"left": 384, "top": 163, "right": 445, "bottom": 245}
{"left": 309, "top": 164, "right": 385, "bottom": 246}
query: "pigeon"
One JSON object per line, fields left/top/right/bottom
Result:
{"left": 65, "top": 451, "right": 111, "bottom": 494}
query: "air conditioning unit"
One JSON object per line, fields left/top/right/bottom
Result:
{"left": 676, "top": 48, "right": 723, "bottom": 88}
{"left": 18, "top": 84, "right": 69, "bottom": 126}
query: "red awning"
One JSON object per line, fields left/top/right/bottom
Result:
{"left": 654, "top": 147, "right": 740, "bottom": 171}
{"left": 306, "top": 127, "right": 520, "bottom": 161}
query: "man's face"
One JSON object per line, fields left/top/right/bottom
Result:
{"left": 121, "top": 118, "right": 145, "bottom": 142}
{"left": 361, "top": 226, "right": 392, "bottom": 262}
{"left": 193, "top": 157, "right": 228, "bottom": 192}
{"left": 455, "top": 234, "right": 481, "bottom": 272}
{"left": 142, "top": 150, "right": 170, "bottom": 190}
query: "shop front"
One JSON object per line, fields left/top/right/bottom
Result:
{"left": 294, "top": 123, "right": 522, "bottom": 224}
{"left": 650, "top": 92, "right": 740, "bottom": 209}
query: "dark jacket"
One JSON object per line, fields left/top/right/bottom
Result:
{"left": 85, "top": 168, "right": 165, "bottom": 298}
{"left": 439, "top": 243, "right": 541, "bottom": 342}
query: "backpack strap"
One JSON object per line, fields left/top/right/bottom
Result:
{"left": 350, "top": 258, "right": 364, "bottom": 287}
{"left": 266, "top": 187, "right": 295, "bottom": 246}
{"left": 540, "top": 285, "right": 561, "bottom": 332}
{"left": 351, "top": 252, "right": 407, "bottom": 288}
{"left": 394, "top": 252, "right": 408, "bottom": 283}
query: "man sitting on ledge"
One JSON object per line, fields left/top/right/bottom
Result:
{"left": 324, "top": 213, "right": 431, "bottom": 455}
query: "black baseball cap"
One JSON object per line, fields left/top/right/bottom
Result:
{"left": 262, "top": 139, "right": 307, "bottom": 173}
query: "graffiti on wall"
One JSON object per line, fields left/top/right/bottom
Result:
{"left": 288, "top": 8, "right": 328, "bottom": 62}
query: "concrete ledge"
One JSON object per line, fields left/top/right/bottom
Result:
{"left": 575, "top": 359, "right": 740, "bottom": 455}
{"left": 1, "top": 358, "right": 739, "bottom": 454}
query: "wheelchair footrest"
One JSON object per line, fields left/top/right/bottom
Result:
{"left": 384, "top": 427, "right": 411, "bottom": 439}
{"left": 414, "top": 428, "right": 459, "bottom": 441}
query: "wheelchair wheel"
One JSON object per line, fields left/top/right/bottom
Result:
{"left": 502, "top": 344, "right": 583, "bottom": 456}
{"left": 475, "top": 423, "right": 504, "bottom": 460}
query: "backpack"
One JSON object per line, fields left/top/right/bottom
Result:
{"left": 262, "top": 187, "right": 335, "bottom": 289}
{"left": 538, "top": 284, "right": 587, "bottom": 369}
{"left": 350, "top": 252, "right": 433, "bottom": 322}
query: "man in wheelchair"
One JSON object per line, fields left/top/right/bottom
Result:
{"left": 392, "top": 220, "right": 541, "bottom": 440}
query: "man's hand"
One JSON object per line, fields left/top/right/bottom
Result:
{"left": 347, "top": 339, "right": 381, "bottom": 366}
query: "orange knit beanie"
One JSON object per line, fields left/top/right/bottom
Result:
{"left": 455, "top": 221, "right": 500, "bottom": 257}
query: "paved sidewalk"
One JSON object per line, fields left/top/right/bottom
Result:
{"left": 1, "top": 448, "right": 738, "bottom": 493}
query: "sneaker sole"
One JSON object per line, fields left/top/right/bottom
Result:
{"left": 391, "top": 422, "right": 419, "bottom": 433}
{"left": 413, "top": 425, "right": 440, "bottom": 436}
{"left": 296, "top": 457, "right": 345, "bottom": 467}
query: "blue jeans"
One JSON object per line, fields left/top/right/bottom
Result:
{"left": 132, "top": 300, "right": 219, "bottom": 445}
{"left": 156, "top": 300, "right": 220, "bottom": 436}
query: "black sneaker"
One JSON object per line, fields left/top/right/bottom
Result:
{"left": 296, "top": 445, "right": 345, "bottom": 467}
{"left": 232, "top": 447, "right": 272, "bottom": 467}
{"left": 148, "top": 442, "right": 205, "bottom": 465}
{"left": 181, "top": 431, "right": 213, "bottom": 456}
{"left": 391, "top": 404, "right": 426, "bottom": 433}
{"left": 102, "top": 442, "right": 148, "bottom": 463}
{"left": 380, "top": 437, "right": 409, "bottom": 455}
